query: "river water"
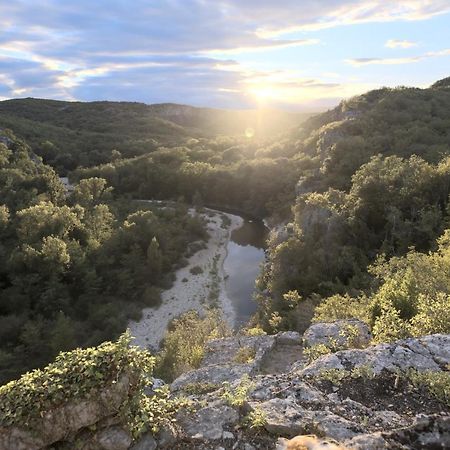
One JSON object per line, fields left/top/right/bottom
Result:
{"left": 223, "top": 217, "right": 268, "bottom": 328}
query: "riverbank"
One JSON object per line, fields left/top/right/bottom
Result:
{"left": 129, "top": 208, "right": 243, "bottom": 350}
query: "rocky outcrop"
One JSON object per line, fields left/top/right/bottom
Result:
{"left": 168, "top": 331, "right": 449, "bottom": 449}
{"left": 299, "top": 334, "right": 450, "bottom": 376}
{"left": 303, "top": 319, "right": 371, "bottom": 349}
{"left": 171, "top": 332, "right": 303, "bottom": 392}
{"left": 2, "top": 326, "right": 448, "bottom": 449}
{"left": 0, "top": 374, "right": 133, "bottom": 450}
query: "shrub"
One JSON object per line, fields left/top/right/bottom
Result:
{"left": 315, "top": 368, "right": 349, "bottom": 385}
{"left": 244, "top": 407, "right": 267, "bottom": 429}
{"left": 0, "top": 332, "right": 188, "bottom": 438}
{"left": 155, "top": 310, "right": 230, "bottom": 381}
{"left": 313, "top": 294, "right": 370, "bottom": 324}
{"left": 181, "top": 382, "right": 220, "bottom": 395}
{"left": 243, "top": 327, "right": 267, "bottom": 337}
{"left": 233, "top": 346, "right": 256, "bottom": 364}
{"left": 304, "top": 343, "right": 333, "bottom": 363}
{"left": 405, "top": 369, "right": 450, "bottom": 407}
{"left": 221, "top": 375, "right": 254, "bottom": 407}
{"left": 190, "top": 265, "right": 204, "bottom": 275}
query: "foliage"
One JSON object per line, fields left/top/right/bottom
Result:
{"left": 405, "top": 369, "right": 450, "bottom": 407}
{"left": 0, "top": 132, "right": 208, "bottom": 383}
{"left": 243, "top": 407, "right": 267, "bottom": 429}
{"left": 315, "top": 368, "right": 349, "bottom": 385}
{"left": 243, "top": 327, "right": 267, "bottom": 337}
{"left": 233, "top": 346, "right": 256, "bottom": 364}
{"left": 155, "top": 310, "right": 230, "bottom": 382}
{"left": 304, "top": 343, "right": 334, "bottom": 364}
{"left": 125, "top": 385, "right": 191, "bottom": 438}
{"left": 0, "top": 98, "right": 310, "bottom": 174}
{"left": 313, "top": 294, "right": 370, "bottom": 324}
{"left": 221, "top": 375, "right": 254, "bottom": 407}
{"left": 0, "top": 332, "right": 189, "bottom": 437}
{"left": 181, "top": 382, "right": 220, "bottom": 395}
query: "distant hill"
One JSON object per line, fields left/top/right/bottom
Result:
{"left": 0, "top": 98, "right": 314, "bottom": 173}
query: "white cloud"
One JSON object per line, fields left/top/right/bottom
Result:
{"left": 1, "top": 1, "right": 449, "bottom": 108}
{"left": 385, "top": 39, "right": 418, "bottom": 48}
{"left": 346, "top": 56, "right": 423, "bottom": 66}
{"left": 346, "top": 47, "right": 450, "bottom": 66}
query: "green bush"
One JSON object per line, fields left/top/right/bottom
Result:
{"left": 313, "top": 294, "right": 370, "bottom": 324}
{"left": 233, "top": 346, "right": 256, "bottom": 364}
{"left": 155, "top": 310, "right": 230, "bottom": 381}
{"left": 190, "top": 265, "right": 204, "bottom": 275}
{"left": 405, "top": 369, "right": 450, "bottom": 407}
{"left": 0, "top": 332, "right": 188, "bottom": 438}
{"left": 221, "top": 375, "right": 254, "bottom": 407}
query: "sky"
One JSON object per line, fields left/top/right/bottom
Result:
{"left": 1, "top": 1, "right": 450, "bottom": 111}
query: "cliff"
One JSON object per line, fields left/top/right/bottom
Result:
{"left": 1, "top": 322, "right": 448, "bottom": 449}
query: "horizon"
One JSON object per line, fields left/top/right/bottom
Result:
{"left": 1, "top": 1, "right": 450, "bottom": 111}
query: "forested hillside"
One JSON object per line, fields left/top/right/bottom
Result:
{"left": 0, "top": 130, "right": 206, "bottom": 383}
{"left": 0, "top": 99, "right": 309, "bottom": 174}
{"left": 254, "top": 80, "right": 450, "bottom": 338}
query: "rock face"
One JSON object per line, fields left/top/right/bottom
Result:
{"left": 171, "top": 332, "right": 303, "bottom": 392}
{"left": 303, "top": 319, "right": 371, "bottom": 349}
{"left": 299, "top": 334, "right": 450, "bottom": 376}
{"left": 1, "top": 325, "right": 448, "bottom": 449}
{"left": 0, "top": 373, "right": 133, "bottom": 450}
{"left": 168, "top": 330, "right": 449, "bottom": 449}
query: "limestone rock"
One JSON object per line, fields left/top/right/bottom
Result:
{"left": 130, "top": 433, "right": 157, "bottom": 450}
{"left": 303, "top": 319, "right": 371, "bottom": 349}
{"left": 96, "top": 426, "right": 132, "bottom": 450}
{"left": 0, "top": 373, "right": 132, "bottom": 450}
{"left": 299, "top": 334, "right": 450, "bottom": 377}
{"left": 177, "top": 403, "right": 239, "bottom": 440}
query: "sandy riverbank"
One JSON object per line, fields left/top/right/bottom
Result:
{"left": 129, "top": 208, "right": 243, "bottom": 350}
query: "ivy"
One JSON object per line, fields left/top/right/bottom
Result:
{"left": 0, "top": 332, "right": 188, "bottom": 438}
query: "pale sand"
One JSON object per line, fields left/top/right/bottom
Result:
{"left": 129, "top": 208, "right": 243, "bottom": 350}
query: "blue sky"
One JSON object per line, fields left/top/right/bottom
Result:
{"left": 1, "top": 1, "right": 450, "bottom": 110}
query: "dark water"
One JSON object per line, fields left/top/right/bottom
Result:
{"left": 223, "top": 218, "right": 268, "bottom": 328}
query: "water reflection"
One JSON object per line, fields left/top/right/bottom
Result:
{"left": 224, "top": 218, "right": 268, "bottom": 328}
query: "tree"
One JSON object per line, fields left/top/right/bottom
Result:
{"left": 72, "top": 177, "right": 113, "bottom": 208}
{"left": 147, "top": 237, "right": 162, "bottom": 282}
{"left": 50, "top": 312, "right": 76, "bottom": 355}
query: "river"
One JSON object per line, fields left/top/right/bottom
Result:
{"left": 223, "top": 216, "right": 268, "bottom": 328}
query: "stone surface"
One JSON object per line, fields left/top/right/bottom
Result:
{"left": 1, "top": 326, "right": 448, "bottom": 450}
{"left": 130, "top": 432, "right": 157, "bottom": 450}
{"left": 303, "top": 319, "right": 371, "bottom": 349}
{"left": 299, "top": 334, "right": 450, "bottom": 377}
{"left": 276, "top": 331, "right": 301, "bottom": 345}
{"left": 177, "top": 403, "right": 239, "bottom": 440}
{"left": 155, "top": 425, "right": 177, "bottom": 448}
{"left": 96, "top": 426, "right": 132, "bottom": 450}
{"left": 0, "top": 373, "right": 132, "bottom": 450}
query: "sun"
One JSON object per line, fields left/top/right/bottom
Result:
{"left": 248, "top": 84, "right": 277, "bottom": 106}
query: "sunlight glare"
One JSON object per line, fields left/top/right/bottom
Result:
{"left": 245, "top": 127, "right": 255, "bottom": 138}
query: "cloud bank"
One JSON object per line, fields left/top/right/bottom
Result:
{"left": 1, "top": 1, "right": 449, "bottom": 108}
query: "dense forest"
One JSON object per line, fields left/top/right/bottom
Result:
{"left": 0, "top": 131, "right": 206, "bottom": 382}
{"left": 0, "top": 99, "right": 309, "bottom": 175}
{"left": 1, "top": 77, "right": 450, "bottom": 383}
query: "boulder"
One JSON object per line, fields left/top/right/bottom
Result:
{"left": 303, "top": 319, "right": 371, "bottom": 349}
{"left": 0, "top": 373, "right": 132, "bottom": 450}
